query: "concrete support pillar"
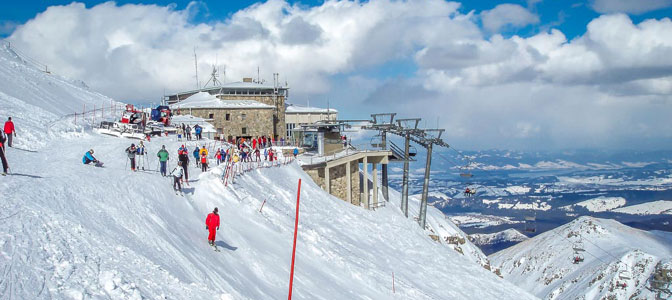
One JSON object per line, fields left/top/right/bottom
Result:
{"left": 325, "top": 166, "right": 330, "bottom": 194}
{"left": 401, "top": 132, "right": 410, "bottom": 217}
{"left": 419, "top": 143, "right": 433, "bottom": 229}
{"left": 346, "top": 161, "right": 352, "bottom": 204}
{"left": 372, "top": 163, "right": 378, "bottom": 208}
{"left": 381, "top": 132, "right": 389, "bottom": 201}
{"left": 363, "top": 156, "right": 369, "bottom": 209}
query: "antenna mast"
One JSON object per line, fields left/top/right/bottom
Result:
{"left": 194, "top": 47, "right": 200, "bottom": 90}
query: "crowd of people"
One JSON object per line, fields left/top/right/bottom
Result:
{"left": 176, "top": 123, "right": 204, "bottom": 141}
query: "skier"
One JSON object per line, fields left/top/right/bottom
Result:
{"left": 157, "top": 145, "right": 169, "bottom": 176}
{"left": 171, "top": 162, "right": 184, "bottom": 194}
{"left": 262, "top": 136, "right": 267, "bottom": 148}
{"left": 252, "top": 138, "right": 257, "bottom": 150}
{"left": 126, "top": 143, "right": 137, "bottom": 171}
{"left": 200, "top": 152, "right": 208, "bottom": 172}
{"left": 293, "top": 147, "right": 299, "bottom": 158}
{"left": 186, "top": 125, "right": 192, "bottom": 140}
{"left": 83, "top": 149, "right": 104, "bottom": 167}
{"left": 215, "top": 148, "right": 222, "bottom": 165}
{"left": 3, "top": 117, "right": 15, "bottom": 147}
{"left": 268, "top": 148, "right": 274, "bottom": 162}
{"left": 205, "top": 207, "right": 220, "bottom": 247}
{"left": 0, "top": 131, "right": 9, "bottom": 175}
{"left": 254, "top": 148, "right": 260, "bottom": 161}
{"left": 177, "top": 126, "right": 183, "bottom": 141}
{"left": 178, "top": 145, "right": 190, "bottom": 183}
{"left": 199, "top": 146, "right": 208, "bottom": 171}
{"left": 264, "top": 148, "right": 268, "bottom": 161}
{"left": 137, "top": 141, "right": 146, "bottom": 170}
{"left": 193, "top": 148, "right": 200, "bottom": 168}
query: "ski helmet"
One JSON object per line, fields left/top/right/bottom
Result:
{"left": 213, "top": 207, "right": 218, "bottom": 213}
{"left": 131, "top": 143, "right": 135, "bottom": 147}
{"left": 89, "top": 149, "right": 94, "bottom": 153}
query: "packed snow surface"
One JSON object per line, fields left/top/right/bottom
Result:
{"left": 560, "top": 196, "right": 627, "bottom": 212}
{"left": 613, "top": 200, "right": 672, "bottom": 215}
{"left": 490, "top": 216, "right": 672, "bottom": 299}
{"left": 0, "top": 42, "right": 536, "bottom": 299}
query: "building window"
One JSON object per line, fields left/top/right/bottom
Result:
{"left": 208, "top": 113, "right": 214, "bottom": 119}
{"left": 286, "top": 123, "right": 295, "bottom": 138}
{"left": 241, "top": 113, "right": 247, "bottom": 120}
{"left": 225, "top": 113, "right": 230, "bottom": 121}
{"left": 242, "top": 127, "right": 247, "bottom": 135}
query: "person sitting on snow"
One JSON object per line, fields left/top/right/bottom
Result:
{"left": 82, "top": 149, "right": 101, "bottom": 167}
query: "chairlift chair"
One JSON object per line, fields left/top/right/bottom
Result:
{"left": 619, "top": 269, "right": 632, "bottom": 281}
{"left": 573, "top": 253, "right": 585, "bottom": 264}
{"left": 572, "top": 241, "right": 585, "bottom": 252}
{"left": 408, "top": 145, "right": 418, "bottom": 157}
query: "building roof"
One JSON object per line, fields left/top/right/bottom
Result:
{"left": 286, "top": 103, "right": 338, "bottom": 114}
{"left": 170, "top": 92, "right": 274, "bottom": 109}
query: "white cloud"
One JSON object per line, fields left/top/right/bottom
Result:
{"left": 8, "top": 0, "right": 475, "bottom": 100}
{"left": 5, "top": 1, "right": 672, "bottom": 149}
{"left": 591, "top": 0, "right": 672, "bottom": 14}
{"left": 480, "top": 4, "right": 540, "bottom": 32}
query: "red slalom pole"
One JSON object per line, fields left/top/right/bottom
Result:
{"left": 288, "top": 179, "right": 302, "bottom": 300}
{"left": 259, "top": 199, "right": 267, "bottom": 213}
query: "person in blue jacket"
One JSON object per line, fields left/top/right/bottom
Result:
{"left": 194, "top": 124, "right": 203, "bottom": 140}
{"left": 82, "top": 149, "right": 102, "bottom": 167}
{"left": 193, "top": 147, "right": 200, "bottom": 167}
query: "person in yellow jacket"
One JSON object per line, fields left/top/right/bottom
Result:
{"left": 199, "top": 146, "right": 208, "bottom": 157}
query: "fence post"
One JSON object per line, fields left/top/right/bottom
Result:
{"left": 288, "top": 179, "right": 302, "bottom": 300}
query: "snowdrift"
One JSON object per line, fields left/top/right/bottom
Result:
{"left": 490, "top": 216, "right": 672, "bottom": 299}
{"left": 0, "top": 43, "right": 114, "bottom": 150}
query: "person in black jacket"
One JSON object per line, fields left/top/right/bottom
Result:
{"left": 178, "top": 145, "right": 190, "bottom": 184}
{"left": 0, "top": 132, "right": 9, "bottom": 175}
{"left": 126, "top": 144, "right": 137, "bottom": 171}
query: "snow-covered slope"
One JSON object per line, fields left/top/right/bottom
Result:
{"left": 613, "top": 200, "right": 672, "bottom": 215}
{"left": 0, "top": 43, "right": 114, "bottom": 150}
{"left": 470, "top": 229, "right": 529, "bottom": 246}
{"left": 560, "top": 196, "right": 627, "bottom": 212}
{"left": 0, "top": 42, "right": 534, "bottom": 299}
{"left": 0, "top": 132, "right": 536, "bottom": 299}
{"left": 490, "top": 216, "right": 672, "bottom": 299}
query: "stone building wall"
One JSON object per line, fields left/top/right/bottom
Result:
{"left": 303, "top": 161, "right": 361, "bottom": 206}
{"left": 217, "top": 95, "right": 286, "bottom": 138}
{"left": 176, "top": 108, "right": 274, "bottom": 139}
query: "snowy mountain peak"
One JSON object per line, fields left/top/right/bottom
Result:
{"left": 490, "top": 216, "right": 672, "bottom": 299}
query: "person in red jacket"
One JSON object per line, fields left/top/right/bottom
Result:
{"left": 205, "top": 207, "right": 220, "bottom": 246}
{"left": 3, "top": 117, "right": 15, "bottom": 148}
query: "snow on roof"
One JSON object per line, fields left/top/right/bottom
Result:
{"left": 286, "top": 104, "right": 338, "bottom": 114}
{"left": 171, "top": 92, "right": 273, "bottom": 109}
{"left": 171, "top": 114, "right": 216, "bottom": 132}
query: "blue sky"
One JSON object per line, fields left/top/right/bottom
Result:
{"left": 3, "top": 0, "right": 671, "bottom": 38}
{"left": 2, "top": 1, "right": 672, "bottom": 150}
